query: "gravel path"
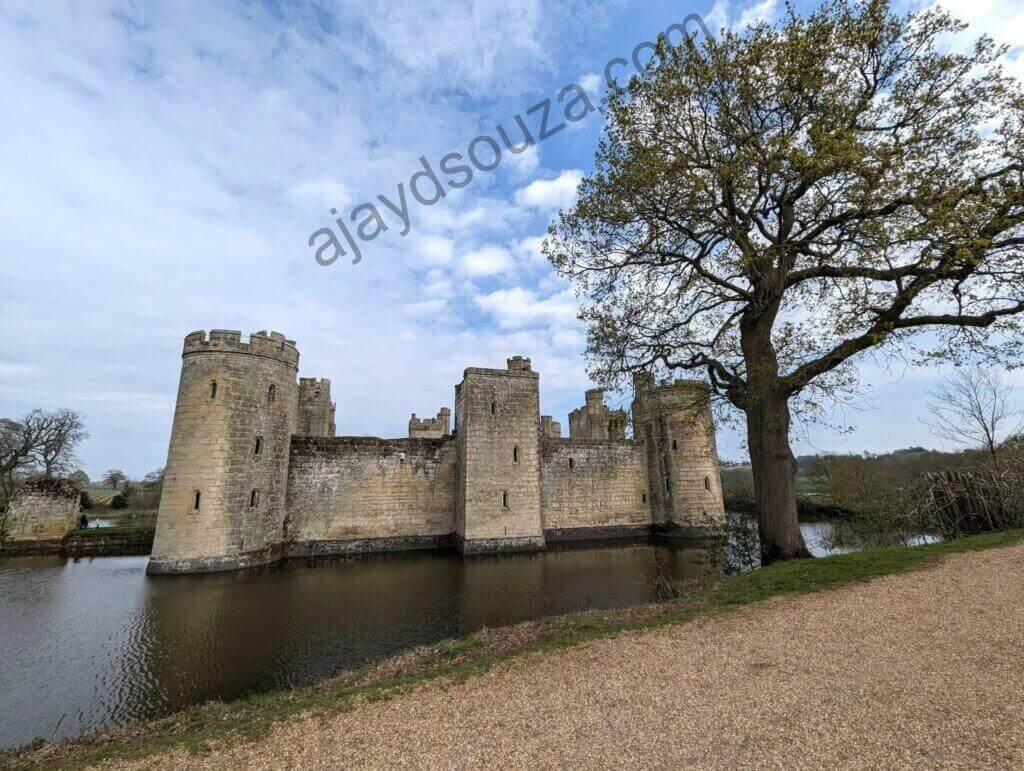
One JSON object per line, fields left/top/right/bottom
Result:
{"left": 122, "top": 543, "right": 1024, "bottom": 769}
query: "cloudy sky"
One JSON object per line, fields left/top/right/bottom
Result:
{"left": 2, "top": 0, "right": 1023, "bottom": 479}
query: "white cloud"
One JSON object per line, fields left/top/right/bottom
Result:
{"left": 416, "top": 235, "right": 455, "bottom": 265}
{"left": 403, "top": 299, "right": 447, "bottom": 317}
{"left": 513, "top": 235, "right": 548, "bottom": 265}
{"left": 551, "top": 327, "right": 585, "bottom": 350}
{"left": 514, "top": 170, "right": 583, "bottom": 210}
{"left": 579, "top": 72, "right": 602, "bottom": 97}
{"left": 474, "top": 287, "right": 577, "bottom": 329}
{"left": 505, "top": 144, "right": 540, "bottom": 177}
{"left": 460, "top": 245, "right": 513, "bottom": 276}
{"left": 285, "top": 179, "right": 353, "bottom": 210}
{"left": 705, "top": 0, "right": 780, "bottom": 31}
{"left": 738, "top": 0, "right": 778, "bottom": 27}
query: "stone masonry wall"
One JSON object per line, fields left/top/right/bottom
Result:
{"left": 632, "top": 378, "right": 725, "bottom": 530}
{"left": 455, "top": 357, "right": 544, "bottom": 551}
{"left": 285, "top": 436, "right": 456, "bottom": 549}
{"left": 2, "top": 479, "right": 79, "bottom": 543}
{"left": 298, "top": 378, "right": 336, "bottom": 437}
{"left": 540, "top": 439, "right": 649, "bottom": 534}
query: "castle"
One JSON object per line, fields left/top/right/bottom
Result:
{"left": 148, "top": 330, "right": 725, "bottom": 574}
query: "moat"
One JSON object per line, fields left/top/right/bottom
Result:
{"left": 0, "top": 525, "right": 839, "bottom": 750}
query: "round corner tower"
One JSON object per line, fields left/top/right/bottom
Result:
{"left": 631, "top": 374, "right": 725, "bottom": 534}
{"left": 148, "top": 329, "right": 299, "bottom": 574}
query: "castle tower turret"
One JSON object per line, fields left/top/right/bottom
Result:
{"left": 631, "top": 376, "right": 724, "bottom": 534}
{"left": 298, "top": 378, "right": 336, "bottom": 437}
{"left": 148, "top": 330, "right": 299, "bottom": 574}
{"left": 453, "top": 356, "right": 545, "bottom": 553}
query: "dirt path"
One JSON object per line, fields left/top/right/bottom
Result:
{"left": 121, "top": 544, "right": 1024, "bottom": 769}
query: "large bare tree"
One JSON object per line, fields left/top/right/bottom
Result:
{"left": 30, "top": 408, "right": 88, "bottom": 477}
{"left": 546, "top": 0, "right": 1024, "bottom": 562}
{"left": 922, "top": 368, "right": 1020, "bottom": 468}
{"left": 0, "top": 408, "right": 88, "bottom": 498}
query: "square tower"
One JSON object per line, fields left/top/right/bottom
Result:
{"left": 454, "top": 356, "right": 545, "bottom": 553}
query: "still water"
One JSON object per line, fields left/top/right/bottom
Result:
{"left": 0, "top": 521, "right": 843, "bottom": 750}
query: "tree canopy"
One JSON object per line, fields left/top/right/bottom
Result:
{"left": 548, "top": 0, "right": 1024, "bottom": 417}
{"left": 546, "top": 0, "right": 1024, "bottom": 561}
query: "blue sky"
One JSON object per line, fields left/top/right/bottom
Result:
{"left": 2, "top": 0, "right": 1023, "bottom": 479}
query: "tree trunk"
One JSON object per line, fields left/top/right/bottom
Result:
{"left": 740, "top": 302, "right": 812, "bottom": 565}
{"left": 745, "top": 394, "right": 812, "bottom": 564}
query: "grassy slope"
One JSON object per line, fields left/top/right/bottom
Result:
{"left": 70, "top": 524, "right": 155, "bottom": 538}
{"left": 4, "top": 529, "right": 1022, "bottom": 770}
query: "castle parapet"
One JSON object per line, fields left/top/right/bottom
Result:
{"left": 183, "top": 330, "right": 299, "bottom": 370}
{"left": 409, "top": 408, "right": 451, "bottom": 439}
{"left": 540, "top": 415, "right": 562, "bottom": 438}
{"left": 569, "top": 388, "right": 627, "bottom": 442}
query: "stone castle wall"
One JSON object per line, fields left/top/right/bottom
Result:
{"left": 2, "top": 478, "right": 80, "bottom": 543}
{"left": 147, "top": 330, "right": 725, "bottom": 574}
{"left": 539, "top": 439, "right": 649, "bottom": 537}
{"left": 285, "top": 436, "right": 456, "bottom": 554}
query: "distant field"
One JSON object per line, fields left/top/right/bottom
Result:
{"left": 796, "top": 476, "right": 824, "bottom": 496}
{"left": 85, "top": 486, "right": 117, "bottom": 505}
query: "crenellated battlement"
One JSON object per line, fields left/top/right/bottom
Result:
{"left": 507, "top": 355, "right": 532, "bottom": 373}
{"left": 183, "top": 329, "right": 299, "bottom": 369}
{"left": 539, "top": 415, "right": 562, "bottom": 438}
{"left": 633, "top": 378, "right": 711, "bottom": 414}
{"left": 409, "top": 407, "right": 451, "bottom": 439}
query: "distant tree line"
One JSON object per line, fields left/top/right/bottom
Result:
{"left": 98, "top": 467, "right": 164, "bottom": 511}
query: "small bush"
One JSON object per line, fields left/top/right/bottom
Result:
{"left": 109, "top": 494, "right": 128, "bottom": 510}
{"left": 80, "top": 491, "right": 93, "bottom": 510}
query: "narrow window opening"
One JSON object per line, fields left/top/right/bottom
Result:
{"left": 209, "top": 381, "right": 217, "bottom": 400}
{"left": 672, "top": 439, "right": 678, "bottom": 451}
{"left": 642, "top": 492, "right": 647, "bottom": 504}
{"left": 502, "top": 490, "right": 509, "bottom": 509}
{"left": 249, "top": 489, "right": 259, "bottom": 507}
{"left": 490, "top": 401, "right": 497, "bottom": 415}
{"left": 254, "top": 436, "right": 263, "bottom": 456}
{"left": 192, "top": 490, "right": 201, "bottom": 511}
{"left": 568, "top": 458, "right": 574, "bottom": 469}
{"left": 704, "top": 476, "right": 711, "bottom": 491}
{"left": 513, "top": 445, "right": 519, "bottom": 463}
{"left": 665, "top": 477, "right": 670, "bottom": 492}
{"left": 267, "top": 384, "right": 276, "bottom": 404}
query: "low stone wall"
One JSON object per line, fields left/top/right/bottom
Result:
{"left": 540, "top": 439, "right": 650, "bottom": 533}
{"left": 285, "top": 436, "right": 458, "bottom": 545}
{"left": 65, "top": 527, "right": 156, "bottom": 556}
{"left": 0, "top": 526, "right": 156, "bottom": 557}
